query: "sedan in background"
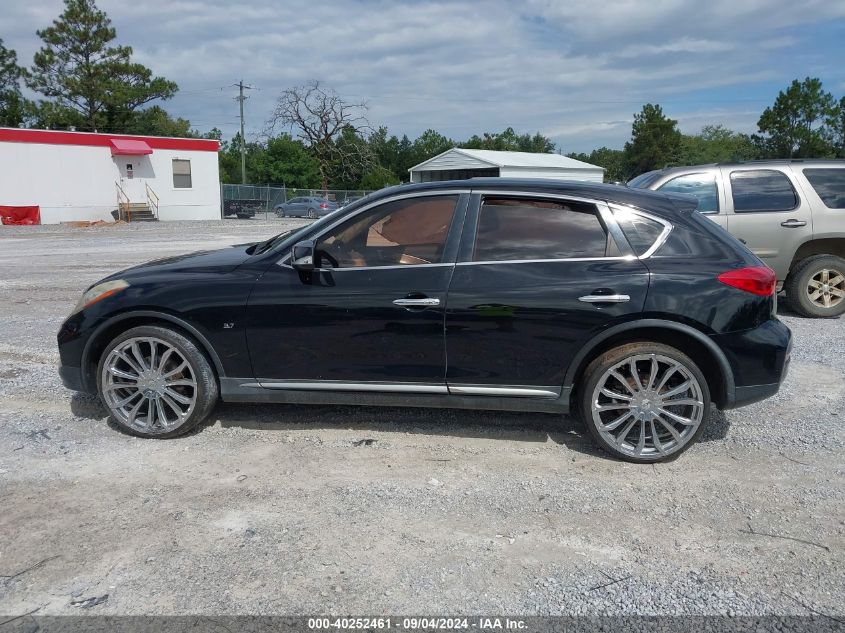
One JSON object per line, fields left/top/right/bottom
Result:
{"left": 274, "top": 196, "right": 338, "bottom": 219}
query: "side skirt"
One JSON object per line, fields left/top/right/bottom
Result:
{"left": 219, "top": 378, "right": 571, "bottom": 414}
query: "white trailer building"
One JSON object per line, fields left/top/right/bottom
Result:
{"left": 409, "top": 148, "right": 604, "bottom": 183}
{"left": 0, "top": 127, "right": 221, "bottom": 224}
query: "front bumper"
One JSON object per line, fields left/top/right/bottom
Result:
{"left": 58, "top": 364, "right": 86, "bottom": 392}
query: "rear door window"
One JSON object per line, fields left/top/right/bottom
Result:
{"left": 803, "top": 169, "right": 845, "bottom": 209}
{"left": 730, "top": 169, "right": 798, "bottom": 213}
{"left": 473, "top": 198, "right": 611, "bottom": 261}
{"left": 657, "top": 173, "right": 719, "bottom": 214}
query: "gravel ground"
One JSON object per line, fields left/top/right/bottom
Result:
{"left": 0, "top": 220, "right": 842, "bottom": 618}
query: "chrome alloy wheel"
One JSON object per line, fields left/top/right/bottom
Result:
{"left": 806, "top": 268, "right": 844, "bottom": 309}
{"left": 591, "top": 353, "right": 705, "bottom": 459}
{"left": 101, "top": 337, "right": 198, "bottom": 434}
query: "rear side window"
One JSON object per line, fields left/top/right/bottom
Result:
{"left": 803, "top": 169, "right": 845, "bottom": 209}
{"left": 612, "top": 208, "right": 667, "bottom": 256}
{"left": 474, "top": 198, "right": 609, "bottom": 261}
{"left": 730, "top": 170, "right": 798, "bottom": 213}
{"left": 657, "top": 173, "right": 719, "bottom": 214}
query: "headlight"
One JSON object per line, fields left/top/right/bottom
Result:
{"left": 72, "top": 279, "right": 129, "bottom": 314}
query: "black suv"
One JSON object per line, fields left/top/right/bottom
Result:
{"left": 58, "top": 179, "right": 792, "bottom": 462}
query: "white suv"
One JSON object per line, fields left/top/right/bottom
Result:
{"left": 630, "top": 160, "right": 845, "bottom": 318}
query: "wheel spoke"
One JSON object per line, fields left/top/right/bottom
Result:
{"left": 823, "top": 293, "right": 832, "bottom": 308}
{"left": 820, "top": 269, "right": 829, "bottom": 284}
{"left": 655, "top": 365, "right": 678, "bottom": 393}
{"left": 629, "top": 359, "right": 643, "bottom": 391}
{"left": 635, "top": 421, "right": 646, "bottom": 455}
{"left": 828, "top": 274, "right": 844, "bottom": 287}
{"left": 157, "top": 347, "right": 174, "bottom": 372}
{"left": 163, "top": 387, "right": 192, "bottom": 405}
{"left": 595, "top": 402, "right": 631, "bottom": 412}
{"left": 166, "top": 378, "right": 197, "bottom": 388}
{"left": 615, "top": 417, "right": 637, "bottom": 446}
{"left": 115, "top": 351, "right": 143, "bottom": 376}
{"left": 161, "top": 393, "right": 186, "bottom": 420}
{"left": 126, "top": 398, "right": 145, "bottom": 425}
{"left": 609, "top": 370, "right": 634, "bottom": 394}
{"left": 108, "top": 367, "right": 138, "bottom": 381}
{"left": 603, "top": 411, "right": 633, "bottom": 431}
{"left": 650, "top": 420, "right": 665, "bottom": 455}
{"left": 148, "top": 341, "right": 157, "bottom": 374}
{"left": 600, "top": 388, "right": 632, "bottom": 401}
{"left": 156, "top": 398, "right": 170, "bottom": 428}
{"left": 658, "top": 408, "right": 696, "bottom": 426}
{"left": 163, "top": 361, "right": 189, "bottom": 379}
{"left": 129, "top": 342, "right": 149, "bottom": 372}
{"left": 645, "top": 356, "right": 659, "bottom": 391}
{"left": 655, "top": 415, "right": 682, "bottom": 443}
{"left": 661, "top": 398, "right": 703, "bottom": 407}
{"left": 807, "top": 279, "right": 823, "bottom": 290}
{"left": 113, "top": 390, "right": 143, "bottom": 407}
{"left": 829, "top": 287, "right": 844, "bottom": 298}
{"left": 146, "top": 399, "right": 155, "bottom": 430}
{"left": 659, "top": 379, "right": 691, "bottom": 398}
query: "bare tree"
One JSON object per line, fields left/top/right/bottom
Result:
{"left": 266, "top": 81, "right": 373, "bottom": 190}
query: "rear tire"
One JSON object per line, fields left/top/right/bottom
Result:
{"left": 97, "top": 325, "right": 218, "bottom": 439}
{"left": 307, "top": 208, "right": 317, "bottom": 219}
{"left": 784, "top": 254, "right": 845, "bottom": 318}
{"left": 579, "top": 342, "right": 711, "bottom": 463}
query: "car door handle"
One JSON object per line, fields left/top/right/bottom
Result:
{"left": 393, "top": 298, "right": 440, "bottom": 307}
{"left": 578, "top": 294, "right": 630, "bottom": 303}
{"left": 780, "top": 219, "right": 807, "bottom": 228}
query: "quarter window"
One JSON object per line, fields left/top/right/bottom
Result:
{"left": 803, "top": 169, "right": 845, "bottom": 209}
{"left": 473, "top": 198, "right": 611, "bottom": 262}
{"left": 172, "top": 159, "right": 192, "bottom": 188}
{"left": 730, "top": 170, "right": 798, "bottom": 213}
{"left": 612, "top": 208, "right": 667, "bottom": 256}
{"left": 317, "top": 195, "right": 457, "bottom": 268}
{"left": 658, "top": 173, "right": 719, "bottom": 214}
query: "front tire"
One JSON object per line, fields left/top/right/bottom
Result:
{"left": 785, "top": 255, "right": 845, "bottom": 318}
{"left": 580, "top": 342, "right": 710, "bottom": 463}
{"left": 97, "top": 325, "right": 218, "bottom": 438}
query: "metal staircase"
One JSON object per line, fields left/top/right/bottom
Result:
{"left": 114, "top": 182, "right": 160, "bottom": 222}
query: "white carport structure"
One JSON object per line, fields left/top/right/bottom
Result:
{"left": 409, "top": 148, "right": 604, "bottom": 183}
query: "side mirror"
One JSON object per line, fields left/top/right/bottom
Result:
{"left": 292, "top": 240, "right": 316, "bottom": 271}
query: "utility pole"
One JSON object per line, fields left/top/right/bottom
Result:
{"left": 234, "top": 80, "right": 253, "bottom": 184}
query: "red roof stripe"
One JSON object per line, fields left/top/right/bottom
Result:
{"left": 0, "top": 127, "right": 219, "bottom": 152}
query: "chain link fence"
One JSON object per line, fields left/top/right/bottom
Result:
{"left": 221, "top": 184, "right": 375, "bottom": 220}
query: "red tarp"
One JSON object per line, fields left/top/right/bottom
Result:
{"left": 1, "top": 206, "right": 41, "bottom": 225}
{"left": 109, "top": 138, "right": 153, "bottom": 156}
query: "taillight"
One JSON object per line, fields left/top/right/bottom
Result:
{"left": 718, "top": 266, "right": 776, "bottom": 296}
{"left": 320, "top": 202, "right": 328, "bottom": 209}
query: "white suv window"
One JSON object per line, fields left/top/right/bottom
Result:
{"left": 730, "top": 170, "right": 798, "bottom": 213}
{"left": 658, "top": 172, "right": 719, "bottom": 214}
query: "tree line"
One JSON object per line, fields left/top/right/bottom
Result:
{"left": 1, "top": 0, "right": 843, "bottom": 190}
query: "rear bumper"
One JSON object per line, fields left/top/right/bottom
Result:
{"left": 714, "top": 318, "right": 792, "bottom": 409}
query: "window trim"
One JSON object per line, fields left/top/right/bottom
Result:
{"left": 728, "top": 168, "right": 801, "bottom": 214}
{"left": 459, "top": 190, "right": 639, "bottom": 263}
{"left": 277, "top": 190, "right": 470, "bottom": 270}
{"left": 657, "top": 171, "right": 721, "bottom": 215}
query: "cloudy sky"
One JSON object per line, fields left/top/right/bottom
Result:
{"left": 3, "top": 0, "right": 845, "bottom": 152}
